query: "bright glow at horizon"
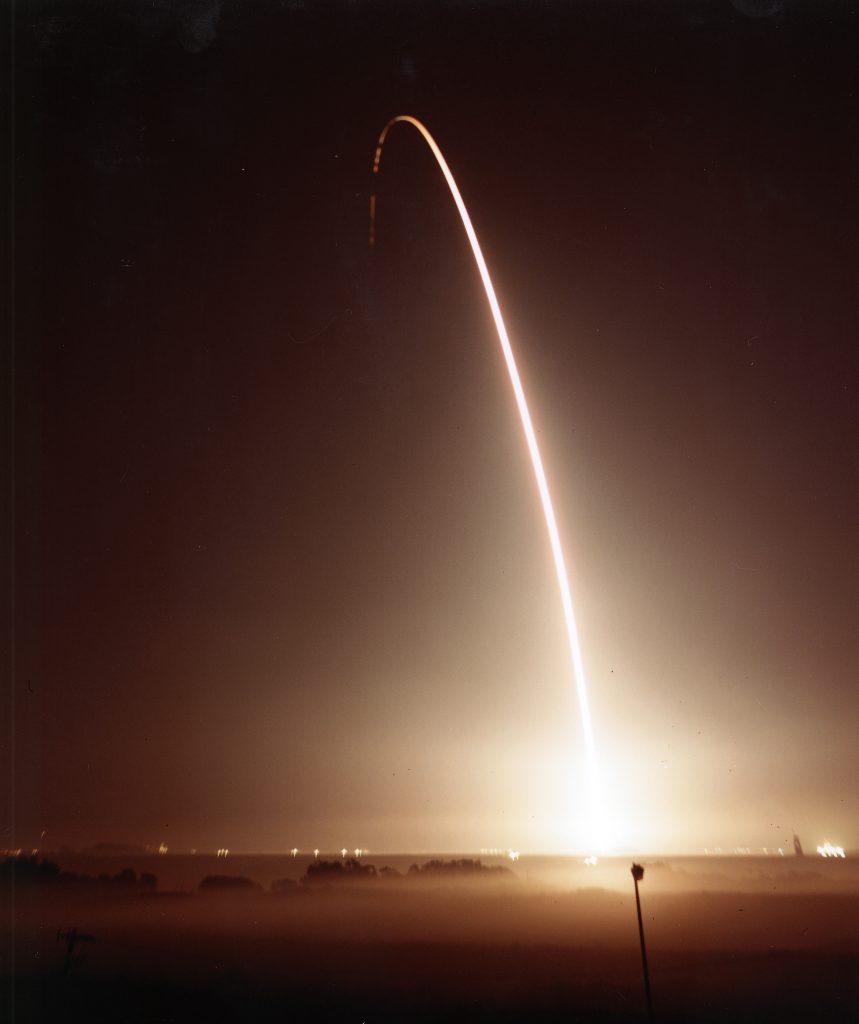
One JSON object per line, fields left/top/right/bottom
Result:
{"left": 371, "top": 115, "right": 603, "bottom": 849}
{"left": 817, "top": 842, "right": 846, "bottom": 858}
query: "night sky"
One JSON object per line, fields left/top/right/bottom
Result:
{"left": 10, "top": 0, "right": 858, "bottom": 855}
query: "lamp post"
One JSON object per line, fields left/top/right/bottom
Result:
{"left": 631, "top": 863, "right": 653, "bottom": 1020}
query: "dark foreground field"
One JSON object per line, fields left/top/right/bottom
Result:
{"left": 12, "top": 943, "right": 858, "bottom": 1024}
{"left": 4, "top": 861, "right": 859, "bottom": 1023}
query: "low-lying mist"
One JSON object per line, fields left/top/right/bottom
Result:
{"left": 6, "top": 855, "right": 858, "bottom": 1022}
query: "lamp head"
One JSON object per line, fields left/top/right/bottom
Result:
{"left": 631, "top": 863, "right": 645, "bottom": 882}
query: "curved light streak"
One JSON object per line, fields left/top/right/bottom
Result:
{"left": 370, "top": 115, "right": 601, "bottom": 844}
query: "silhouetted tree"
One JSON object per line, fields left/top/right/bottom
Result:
{"left": 303, "top": 858, "right": 377, "bottom": 883}
{"left": 407, "top": 858, "right": 510, "bottom": 878}
{"left": 0, "top": 855, "right": 61, "bottom": 884}
{"left": 0, "top": 856, "right": 157, "bottom": 890}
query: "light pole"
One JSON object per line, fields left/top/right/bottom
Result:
{"left": 631, "top": 863, "right": 653, "bottom": 1020}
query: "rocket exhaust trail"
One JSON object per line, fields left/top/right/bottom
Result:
{"left": 370, "top": 116, "right": 602, "bottom": 846}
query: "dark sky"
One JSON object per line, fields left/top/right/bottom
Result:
{"left": 9, "top": 0, "right": 858, "bottom": 854}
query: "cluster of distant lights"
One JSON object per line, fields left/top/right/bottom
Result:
{"left": 155, "top": 846, "right": 523, "bottom": 860}
{"left": 6, "top": 842, "right": 848, "bottom": 860}
{"left": 216, "top": 848, "right": 378, "bottom": 859}
{"left": 700, "top": 845, "right": 849, "bottom": 858}
{"left": 817, "top": 842, "right": 846, "bottom": 858}
{"left": 203, "top": 844, "right": 846, "bottom": 862}
{"left": 1, "top": 842, "right": 849, "bottom": 862}
{"left": 705, "top": 847, "right": 786, "bottom": 856}
{"left": 273, "top": 846, "right": 525, "bottom": 861}
{"left": 208, "top": 848, "right": 371, "bottom": 860}
{"left": 479, "top": 848, "right": 520, "bottom": 861}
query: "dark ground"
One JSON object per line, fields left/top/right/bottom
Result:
{"left": 11, "top": 946, "right": 857, "bottom": 1024}
{"left": 4, "top": 868, "right": 859, "bottom": 1022}
{"left": 8, "top": 938, "right": 859, "bottom": 1023}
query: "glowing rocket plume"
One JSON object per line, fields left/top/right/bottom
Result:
{"left": 370, "top": 115, "right": 601, "bottom": 844}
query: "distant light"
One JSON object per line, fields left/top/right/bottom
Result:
{"left": 584, "top": 856, "right": 598, "bottom": 867}
{"left": 313, "top": 848, "right": 320, "bottom": 859}
{"left": 817, "top": 842, "right": 846, "bottom": 858}
{"left": 158, "top": 843, "right": 168, "bottom": 855}
{"left": 507, "top": 850, "right": 520, "bottom": 862}
{"left": 340, "top": 848, "right": 347, "bottom": 859}
{"left": 290, "top": 847, "right": 299, "bottom": 858}
{"left": 217, "top": 848, "right": 229, "bottom": 858}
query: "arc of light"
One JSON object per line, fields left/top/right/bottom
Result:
{"left": 370, "top": 115, "right": 600, "bottom": 828}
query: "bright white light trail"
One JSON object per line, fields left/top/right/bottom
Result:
{"left": 370, "top": 115, "right": 602, "bottom": 846}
